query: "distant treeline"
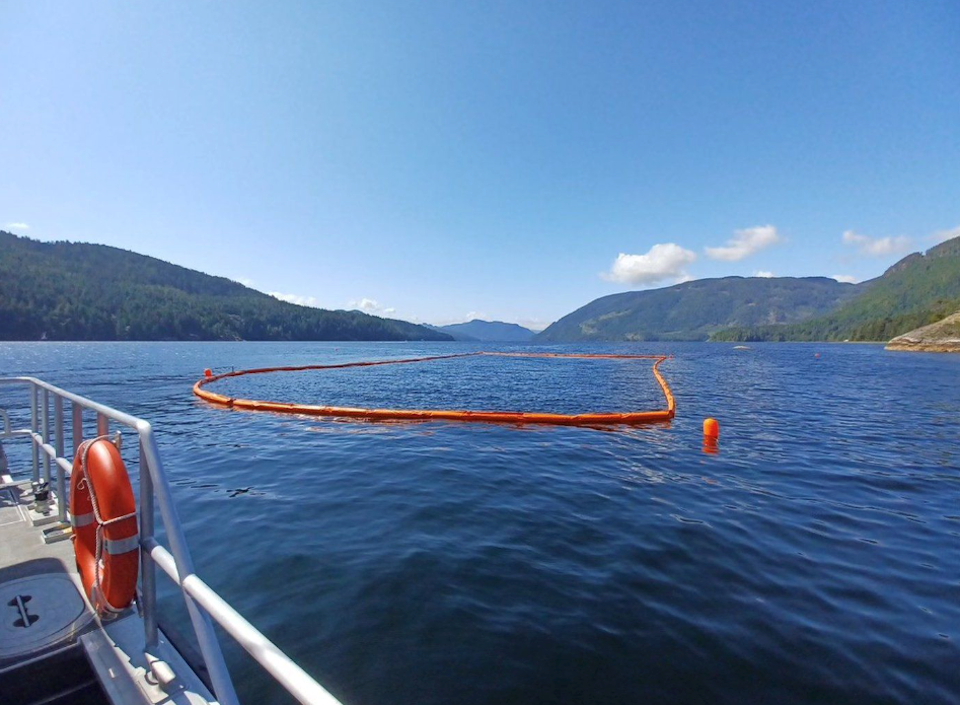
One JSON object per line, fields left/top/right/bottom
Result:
{"left": 712, "top": 301, "right": 960, "bottom": 342}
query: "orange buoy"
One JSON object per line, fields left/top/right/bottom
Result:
{"left": 70, "top": 438, "right": 139, "bottom": 615}
{"left": 703, "top": 417, "right": 719, "bottom": 439}
{"left": 204, "top": 368, "right": 213, "bottom": 378}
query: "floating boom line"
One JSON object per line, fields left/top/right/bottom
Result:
{"left": 192, "top": 352, "right": 676, "bottom": 427}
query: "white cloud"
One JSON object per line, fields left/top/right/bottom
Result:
{"left": 705, "top": 225, "right": 782, "bottom": 261}
{"left": 930, "top": 225, "right": 960, "bottom": 244}
{"left": 842, "top": 230, "right": 912, "bottom": 257}
{"left": 270, "top": 291, "right": 320, "bottom": 307}
{"left": 347, "top": 298, "right": 396, "bottom": 317}
{"left": 602, "top": 243, "right": 697, "bottom": 285}
{"left": 754, "top": 270, "right": 775, "bottom": 278}
{"left": 5, "top": 222, "right": 28, "bottom": 230}
{"left": 234, "top": 277, "right": 255, "bottom": 288}
{"left": 349, "top": 297, "right": 379, "bottom": 312}
{"left": 831, "top": 274, "right": 859, "bottom": 284}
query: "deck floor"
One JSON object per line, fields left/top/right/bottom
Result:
{"left": 0, "top": 471, "right": 218, "bottom": 705}
{"left": 0, "top": 480, "right": 80, "bottom": 582}
{"left": 0, "top": 477, "right": 100, "bottom": 670}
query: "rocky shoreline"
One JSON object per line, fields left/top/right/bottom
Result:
{"left": 886, "top": 311, "right": 960, "bottom": 353}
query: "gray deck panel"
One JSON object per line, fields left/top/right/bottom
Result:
{"left": 1, "top": 473, "right": 216, "bottom": 704}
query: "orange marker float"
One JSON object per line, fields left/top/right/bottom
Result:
{"left": 193, "top": 352, "right": 676, "bottom": 427}
{"left": 703, "top": 417, "right": 719, "bottom": 438}
{"left": 702, "top": 417, "right": 720, "bottom": 454}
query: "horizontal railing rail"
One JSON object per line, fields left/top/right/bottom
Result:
{"left": 0, "top": 376, "right": 343, "bottom": 705}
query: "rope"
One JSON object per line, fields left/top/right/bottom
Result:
{"left": 79, "top": 437, "right": 138, "bottom": 614}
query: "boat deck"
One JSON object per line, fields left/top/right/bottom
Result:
{"left": 0, "top": 478, "right": 86, "bottom": 591}
{"left": 0, "top": 472, "right": 216, "bottom": 705}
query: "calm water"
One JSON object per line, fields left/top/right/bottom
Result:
{"left": 1, "top": 342, "right": 958, "bottom": 705}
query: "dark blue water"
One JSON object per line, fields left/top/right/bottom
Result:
{"left": 1, "top": 342, "right": 958, "bottom": 705}
{"left": 212, "top": 352, "right": 667, "bottom": 415}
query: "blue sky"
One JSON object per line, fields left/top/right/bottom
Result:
{"left": 2, "top": 1, "right": 958, "bottom": 330}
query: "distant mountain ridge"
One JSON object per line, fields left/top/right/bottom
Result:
{"left": 536, "top": 276, "right": 862, "bottom": 342}
{"left": 538, "top": 235, "right": 960, "bottom": 343}
{"left": 433, "top": 319, "right": 535, "bottom": 342}
{"left": 0, "top": 231, "right": 451, "bottom": 342}
{"left": 712, "top": 236, "right": 960, "bottom": 342}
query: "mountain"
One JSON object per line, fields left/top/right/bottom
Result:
{"left": 0, "top": 231, "right": 452, "bottom": 342}
{"left": 425, "top": 325, "right": 478, "bottom": 341}
{"left": 435, "top": 320, "right": 535, "bottom": 342}
{"left": 712, "top": 236, "right": 960, "bottom": 342}
{"left": 886, "top": 310, "right": 960, "bottom": 353}
{"left": 535, "top": 276, "right": 862, "bottom": 342}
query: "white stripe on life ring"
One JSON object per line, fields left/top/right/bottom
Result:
{"left": 104, "top": 534, "right": 140, "bottom": 555}
{"left": 71, "top": 512, "right": 95, "bottom": 528}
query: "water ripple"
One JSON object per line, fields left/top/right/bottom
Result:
{"left": 1, "top": 341, "right": 958, "bottom": 704}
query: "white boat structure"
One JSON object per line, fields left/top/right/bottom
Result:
{"left": 0, "top": 376, "right": 344, "bottom": 704}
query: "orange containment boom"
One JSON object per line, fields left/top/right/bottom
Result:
{"left": 192, "top": 352, "right": 676, "bottom": 427}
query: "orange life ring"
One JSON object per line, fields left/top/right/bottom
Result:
{"left": 70, "top": 438, "right": 139, "bottom": 615}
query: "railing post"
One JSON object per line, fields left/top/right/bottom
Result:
{"left": 30, "top": 384, "right": 39, "bottom": 483}
{"left": 54, "top": 395, "right": 66, "bottom": 523}
{"left": 139, "top": 428, "right": 240, "bottom": 705}
{"left": 41, "top": 389, "right": 51, "bottom": 485}
{"left": 139, "top": 438, "right": 158, "bottom": 649}
{"left": 72, "top": 402, "right": 83, "bottom": 455}
{"left": 97, "top": 412, "right": 109, "bottom": 438}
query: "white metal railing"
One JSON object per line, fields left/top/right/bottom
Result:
{"left": 0, "top": 377, "right": 343, "bottom": 705}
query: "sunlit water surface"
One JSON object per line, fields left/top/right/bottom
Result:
{"left": 1, "top": 342, "right": 957, "bottom": 705}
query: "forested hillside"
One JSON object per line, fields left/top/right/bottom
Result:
{"left": 0, "top": 232, "right": 451, "bottom": 341}
{"left": 536, "top": 276, "right": 861, "bottom": 342}
{"left": 712, "top": 236, "right": 960, "bottom": 341}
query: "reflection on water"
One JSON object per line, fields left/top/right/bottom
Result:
{"left": 0, "top": 341, "right": 958, "bottom": 705}
{"left": 171, "top": 477, "right": 268, "bottom": 498}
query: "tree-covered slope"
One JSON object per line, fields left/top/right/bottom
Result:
{"left": 712, "top": 236, "right": 960, "bottom": 342}
{"left": 0, "top": 232, "right": 452, "bottom": 341}
{"left": 536, "top": 276, "right": 861, "bottom": 342}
